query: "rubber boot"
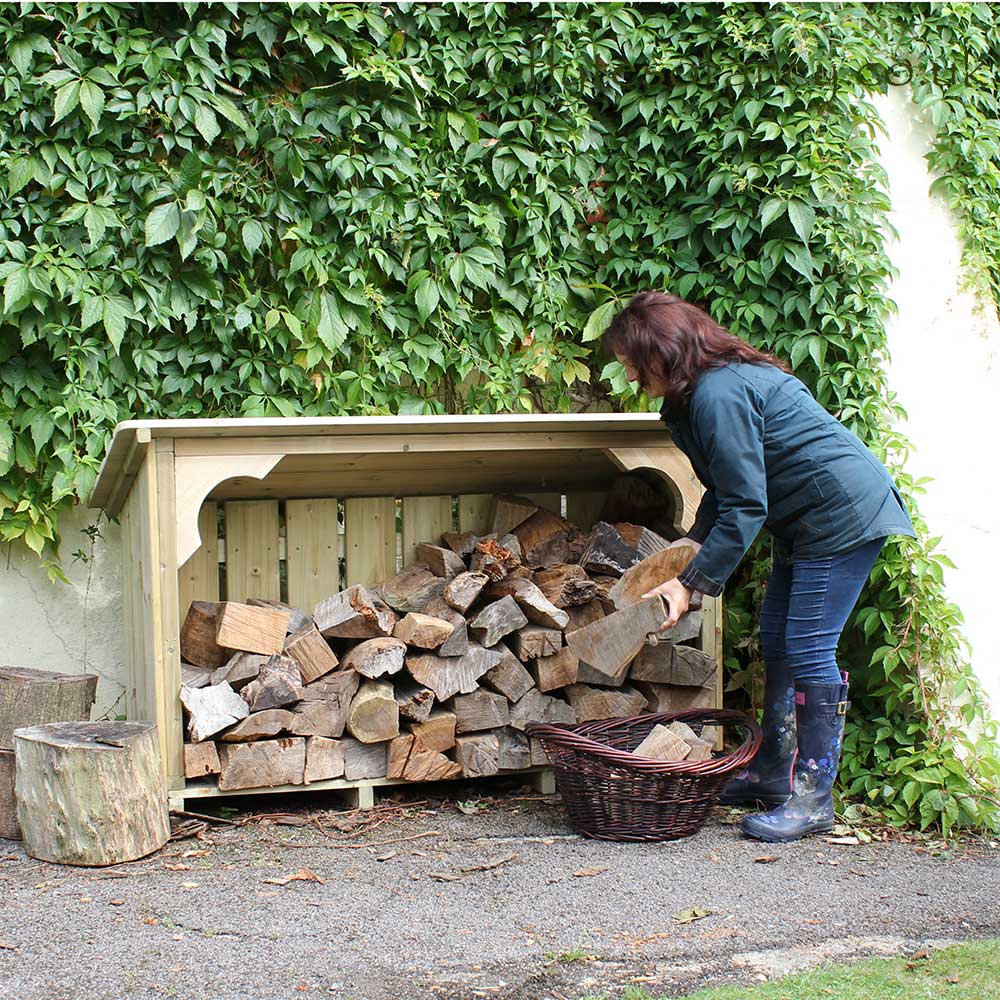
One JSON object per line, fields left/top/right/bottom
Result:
{"left": 741, "top": 675, "right": 850, "bottom": 843}
{"left": 719, "top": 660, "right": 796, "bottom": 807}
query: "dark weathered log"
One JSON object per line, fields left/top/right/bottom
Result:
{"left": 247, "top": 598, "right": 312, "bottom": 634}
{"left": 14, "top": 721, "right": 170, "bottom": 865}
{"left": 508, "top": 689, "right": 576, "bottom": 730}
{"left": 181, "top": 663, "right": 214, "bottom": 689}
{"left": 470, "top": 538, "right": 521, "bottom": 581}
{"left": 422, "top": 597, "right": 470, "bottom": 656}
{"left": 375, "top": 565, "right": 446, "bottom": 614}
{"left": 184, "top": 740, "right": 221, "bottom": 779}
{"left": 531, "top": 647, "right": 579, "bottom": 692}
{"left": 210, "top": 651, "right": 268, "bottom": 690}
{"left": 468, "top": 596, "right": 529, "bottom": 647}
{"left": 314, "top": 586, "right": 396, "bottom": 638}
{"left": 283, "top": 624, "right": 339, "bottom": 684}
{"left": 563, "top": 683, "right": 647, "bottom": 722}
{"left": 634, "top": 681, "right": 714, "bottom": 714}
{"left": 220, "top": 709, "right": 295, "bottom": 742}
{"left": 629, "top": 642, "right": 715, "bottom": 686}
{"left": 455, "top": 733, "right": 500, "bottom": 778}
{"left": 442, "top": 530, "right": 478, "bottom": 557}
{"left": 576, "top": 659, "right": 626, "bottom": 687}
{"left": 481, "top": 642, "right": 535, "bottom": 702}
{"left": 180, "top": 601, "right": 228, "bottom": 669}
{"left": 493, "top": 495, "right": 539, "bottom": 537}
{"left": 287, "top": 669, "right": 359, "bottom": 738}
{"left": 392, "top": 613, "right": 454, "bottom": 649}
{"left": 340, "top": 637, "right": 408, "bottom": 678}
{"left": 240, "top": 654, "right": 303, "bottom": 712}
{"left": 533, "top": 564, "right": 597, "bottom": 609}
{"left": 181, "top": 682, "right": 250, "bottom": 742}
{"left": 443, "top": 571, "right": 490, "bottom": 614}
{"left": 215, "top": 602, "right": 290, "bottom": 654}
{"left": 512, "top": 509, "right": 572, "bottom": 566}
{"left": 342, "top": 737, "right": 387, "bottom": 780}
{"left": 408, "top": 709, "right": 457, "bottom": 752}
{"left": 406, "top": 645, "right": 502, "bottom": 701}
{"left": 0, "top": 749, "right": 19, "bottom": 840}
{"left": 415, "top": 543, "right": 466, "bottom": 579}
{"left": 394, "top": 679, "right": 435, "bottom": 722}
{"left": 671, "top": 645, "right": 717, "bottom": 686}
{"left": 347, "top": 679, "right": 399, "bottom": 744}
{"left": 497, "top": 727, "right": 531, "bottom": 771}
{"left": 565, "top": 598, "right": 666, "bottom": 683}
{"left": 217, "top": 737, "right": 306, "bottom": 791}
{"left": 0, "top": 666, "right": 98, "bottom": 750}
{"left": 485, "top": 578, "right": 569, "bottom": 629}
{"left": 448, "top": 689, "right": 510, "bottom": 733}
{"left": 510, "top": 625, "right": 562, "bottom": 661}
{"left": 562, "top": 598, "right": 606, "bottom": 633}
{"left": 304, "top": 736, "right": 346, "bottom": 783}
{"left": 607, "top": 543, "right": 702, "bottom": 610}
{"left": 578, "top": 521, "right": 640, "bottom": 577}
{"left": 614, "top": 522, "right": 672, "bottom": 560}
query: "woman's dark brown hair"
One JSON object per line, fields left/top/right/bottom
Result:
{"left": 602, "top": 292, "right": 789, "bottom": 413}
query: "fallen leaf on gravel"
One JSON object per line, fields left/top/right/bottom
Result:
{"left": 180, "top": 849, "right": 209, "bottom": 858}
{"left": 673, "top": 907, "right": 713, "bottom": 924}
{"left": 263, "top": 868, "right": 325, "bottom": 886}
{"left": 573, "top": 866, "right": 609, "bottom": 878}
{"left": 376, "top": 851, "right": 397, "bottom": 862}
{"left": 163, "top": 863, "right": 191, "bottom": 871}
{"left": 825, "top": 835, "right": 860, "bottom": 846}
{"left": 947, "top": 976, "right": 961, "bottom": 984}
{"left": 754, "top": 855, "right": 779, "bottom": 864}
{"left": 143, "top": 918, "right": 158, "bottom": 925}
{"left": 0, "top": 941, "right": 17, "bottom": 950}
{"left": 428, "top": 853, "right": 518, "bottom": 881}
{"left": 109, "top": 899, "right": 124, "bottom": 906}
{"left": 79, "top": 897, "right": 93, "bottom": 903}
{"left": 428, "top": 871, "right": 463, "bottom": 882}
{"left": 457, "top": 800, "right": 482, "bottom": 815}
{"left": 180, "top": 882, "right": 201, "bottom": 889}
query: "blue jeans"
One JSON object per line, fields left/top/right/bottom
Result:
{"left": 758, "top": 537, "right": 886, "bottom": 685}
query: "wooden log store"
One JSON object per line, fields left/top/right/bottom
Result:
{"left": 88, "top": 415, "right": 723, "bottom": 811}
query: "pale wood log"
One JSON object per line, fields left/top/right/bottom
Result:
{"left": 406, "top": 645, "right": 502, "bottom": 702}
{"left": 565, "top": 597, "right": 666, "bottom": 683}
{"left": 393, "top": 613, "right": 454, "bottom": 649}
{"left": 634, "top": 681, "right": 715, "bottom": 714}
{"left": 468, "top": 596, "right": 529, "bottom": 647}
{"left": 215, "top": 602, "right": 289, "bottom": 654}
{"left": 14, "top": 721, "right": 169, "bottom": 865}
{"left": 422, "top": 597, "right": 470, "bottom": 656}
{"left": 347, "top": 680, "right": 399, "bottom": 743}
{"left": 387, "top": 733, "right": 416, "bottom": 779}
{"left": 562, "top": 598, "right": 606, "bottom": 633}
{"left": 509, "top": 689, "right": 576, "bottom": 730}
{"left": 563, "top": 683, "right": 647, "bottom": 722}
{"left": 481, "top": 642, "right": 534, "bottom": 702}
{"left": 415, "top": 543, "right": 466, "bottom": 579}
{"left": 374, "top": 565, "right": 445, "bottom": 614}
{"left": 340, "top": 637, "right": 407, "bottom": 678}
{"left": 220, "top": 708, "right": 295, "bottom": 742}
{"left": 470, "top": 538, "right": 520, "bottom": 581}
{"left": 394, "top": 679, "right": 435, "bottom": 722}
{"left": 633, "top": 724, "right": 691, "bottom": 761}
{"left": 455, "top": 733, "right": 500, "bottom": 777}
{"left": 0, "top": 749, "right": 19, "bottom": 840}
{"left": 512, "top": 508, "right": 572, "bottom": 566}
{"left": 180, "top": 682, "right": 250, "bottom": 742}
{"left": 497, "top": 727, "right": 531, "bottom": 770}
{"left": 442, "top": 530, "right": 478, "bottom": 557}
{"left": 0, "top": 668, "right": 97, "bottom": 750}
{"left": 533, "top": 564, "right": 597, "bottom": 608}
{"left": 181, "top": 663, "right": 214, "bottom": 689}
{"left": 408, "top": 709, "right": 457, "bottom": 752}
{"left": 443, "top": 571, "right": 490, "bottom": 613}
{"left": 493, "top": 495, "right": 539, "bottom": 536}
{"left": 485, "top": 578, "right": 569, "bottom": 629}
{"left": 184, "top": 740, "right": 221, "bottom": 779}
{"left": 217, "top": 737, "right": 306, "bottom": 790}
{"left": 314, "top": 586, "right": 396, "bottom": 639}
{"left": 607, "top": 543, "right": 701, "bottom": 609}
{"left": 180, "top": 601, "right": 227, "bottom": 669}
{"left": 210, "top": 651, "right": 268, "bottom": 690}
{"left": 531, "top": 647, "right": 579, "bottom": 692}
{"left": 448, "top": 689, "right": 510, "bottom": 733}
{"left": 403, "top": 739, "right": 461, "bottom": 781}
{"left": 240, "top": 654, "right": 303, "bottom": 712}
{"left": 342, "top": 737, "right": 387, "bottom": 780}
{"left": 304, "top": 736, "right": 346, "bottom": 782}
{"left": 579, "top": 521, "right": 640, "bottom": 577}
{"left": 510, "top": 625, "right": 562, "bottom": 661}
{"left": 288, "top": 669, "right": 360, "bottom": 738}
{"left": 283, "top": 625, "right": 339, "bottom": 683}
{"left": 247, "top": 597, "right": 312, "bottom": 634}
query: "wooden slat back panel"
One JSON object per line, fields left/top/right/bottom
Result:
{"left": 521, "top": 492, "right": 562, "bottom": 515}
{"left": 223, "top": 500, "right": 281, "bottom": 602}
{"left": 565, "top": 491, "right": 607, "bottom": 531}
{"left": 178, "top": 502, "right": 219, "bottom": 614}
{"left": 344, "top": 497, "right": 397, "bottom": 588}
{"left": 400, "top": 496, "right": 453, "bottom": 566}
{"left": 285, "top": 499, "right": 341, "bottom": 612}
{"left": 457, "top": 494, "right": 493, "bottom": 535}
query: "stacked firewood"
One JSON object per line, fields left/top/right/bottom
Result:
{"left": 178, "top": 495, "right": 716, "bottom": 792}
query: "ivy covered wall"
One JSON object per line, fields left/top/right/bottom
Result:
{"left": 1, "top": 2, "right": 998, "bottom": 832}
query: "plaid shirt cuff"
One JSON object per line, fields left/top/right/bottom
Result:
{"left": 678, "top": 562, "right": 724, "bottom": 598}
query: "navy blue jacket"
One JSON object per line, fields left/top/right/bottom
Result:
{"left": 661, "top": 362, "right": 914, "bottom": 597}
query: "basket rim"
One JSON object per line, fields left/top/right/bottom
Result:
{"left": 525, "top": 708, "right": 761, "bottom": 776}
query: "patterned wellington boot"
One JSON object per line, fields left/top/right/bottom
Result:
{"left": 719, "top": 660, "right": 796, "bottom": 807}
{"left": 741, "top": 675, "right": 850, "bottom": 843}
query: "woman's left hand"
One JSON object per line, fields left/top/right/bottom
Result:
{"left": 640, "top": 577, "right": 692, "bottom": 631}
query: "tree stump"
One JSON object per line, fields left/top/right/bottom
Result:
{"left": 14, "top": 721, "right": 169, "bottom": 866}
{"left": 0, "top": 666, "right": 98, "bottom": 749}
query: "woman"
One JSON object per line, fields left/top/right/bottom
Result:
{"left": 603, "top": 292, "right": 914, "bottom": 843}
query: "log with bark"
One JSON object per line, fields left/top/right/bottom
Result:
{"left": 468, "top": 596, "right": 529, "bottom": 647}
{"left": 406, "top": 644, "right": 502, "bottom": 701}
{"left": 218, "top": 737, "right": 306, "bottom": 791}
{"left": 340, "top": 637, "right": 408, "bottom": 678}
{"left": 346, "top": 679, "right": 400, "bottom": 744}
{"left": 180, "top": 601, "right": 228, "bottom": 669}
{"left": 314, "top": 586, "right": 396, "bottom": 638}
{"left": 0, "top": 666, "right": 98, "bottom": 749}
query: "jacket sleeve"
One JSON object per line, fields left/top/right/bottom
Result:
{"left": 687, "top": 489, "right": 717, "bottom": 543}
{"left": 677, "top": 372, "right": 768, "bottom": 597}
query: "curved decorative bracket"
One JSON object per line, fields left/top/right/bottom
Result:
{"left": 175, "top": 454, "right": 283, "bottom": 567}
{"left": 603, "top": 446, "right": 703, "bottom": 534}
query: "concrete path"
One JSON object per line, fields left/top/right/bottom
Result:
{"left": 2, "top": 782, "right": 998, "bottom": 1000}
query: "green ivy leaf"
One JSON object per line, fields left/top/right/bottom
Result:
{"left": 787, "top": 200, "right": 815, "bottom": 243}
{"left": 195, "top": 104, "right": 220, "bottom": 144}
{"left": 144, "top": 202, "right": 180, "bottom": 247}
{"left": 415, "top": 277, "right": 440, "bottom": 323}
{"left": 759, "top": 198, "right": 785, "bottom": 230}
{"left": 582, "top": 300, "right": 618, "bottom": 343}
{"left": 0, "top": 421, "right": 12, "bottom": 477}
{"left": 2, "top": 266, "right": 30, "bottom": 315}
{"left": 242, "top": 220, "right": 264, "bottom": 255}
{"left": 52, "top": 79, "right": 81, "bottom": 124}
{"left": 79, "top": 79, "right": 105, "bottom": 130}
{"left": 103, "top": 297, "right": 128, "bottom": 352}
{"left": 8, "top": 156, "right": 36, "bottom": 196}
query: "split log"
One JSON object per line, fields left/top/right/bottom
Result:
{"left": 210, "top": 652, "right": 268, "bottom": 690}
{"left": 497, "top": 727, "right": 531, "bottom": 770}
{"left": 565, "top": 597, "right": 666, "bottom": 683}
{"left": 0, "top": 750, "right": 19, "bottom": 840}
{"left": 180, "top": 682, "right": 250, "bottom": 742}
{"left": 415, "top": 543, "right": 466, "bottom": 579}
{"left": 314, "top": 586, "right": 396, "bottom": 639}
{"left": 408, "top": 709, "right": 457, "bottom": 752}
{"left": 485, "top": 578, "right": 569, "bottom": 629}
{"left": 607, "top": 543, "right": 702, "bottom": 609}
{"left": 629, "top": 643, "right": 715, "bottom": 686}
{"left": 634, "top": 681, "right": 714, "bottom": 714}
{"left": 443, "top": 571, "right": 490, "bottom": 613}
{"left": 633, "top": 724, "right": 691, "bottom": 761}
{"left": 422, "top": 597, "right": 470, "bottom": 656}
{"left": 563, "top": 683, "right": 647, "bottom": 722}
{"left": 180, "top": 601, "right": 227, "bottom": 669}
{"left": 614, "top": 522, "right": 672, "bottom": 560}
{"left": 394, "top": 679, "right": 435, "bottom": 722}
{"left": 347, "top": 679, "right": 399, "bottom": 744}
{"left": 470, "top": 538, "right": 520, "bottom": 581}
{"left": 181, "top": 663, "right": 214, "bottom": 689}
{"left": 531, "top": 647, "right": 579, "bottom": 692}
{"left": 304, "top": 736, "right": 346, "bottom": 783}
{"left": 509, "top": 689, "right": 576, "bottom": 730}
{"left": 512, "top": 509, "right": 572, "bottom": 566}
{"left": 217, "top": 737, "right": 306, "bottom": 791}
{"left": 578, "top": 521, "right": 640, "bottom": 577}
{"left": 215, "top": 602, "right": 290, "bottom": 654}
{"left": 449, "top": 689, "right": 510, "bottom": 733}
{"left": 184, "top": 740, "right": 221, "bottom": 779}
{"left": 403, "top": 738, "right": 462, "bottom": 781}
{"left": 287, "top": 670, "right": 359, "bottom": 738}
{"left": 481, "top": 643, "right": 534, "bottom": 702}
{"left": 342, "top": 737, "right": 387, "bottom": 780}
{"left": 247, "top": 598, "right": 312, "bottom": 634}
{"left": 219, "top": 708, "right": 295, "bottom": 742}
{"left": 0, "top": 666, "right": 98, "bottom": 749}
{"left": 666, "top": 720, "right": 715, "bottom": 761}
{"left": 375, "top": 565, "right": 445, "bottom": 614}
{"left": 533, "top": 564, "right": 597, "bottom": 608}
{"left": 387, "top": 733, "right": 416, "bottom": 779}
{"left": 406, "top": 644, "right": 502, "bottom": 701}
{"left": 510, "top": 625, "right": 562, "bottom": 661}
{"left": 493, "top": 495, "right": 539, "bottom": 537}
{"left": 240, "top": 654, "right": 303, "bottom": 712}
{"left": 562, "top": 599, "right": 606, "bottom": 632}
{"left": 393, "top": 613, "right": 454, "bottom": 649}
{"left": 14, "top": 721, "right": 170, "bottom": 865}
{"left": 442, "top": 530, "right": 478, "bottom": 557}
{"left": 468, "top": 596, "right": 529, "bottom": 647}
{"left": 340, "top": 637, "right": 407, "bottom": 678}
{"left": 455, "top": 733, "right": 500, "bottom": 778}
{"left": 283, "top": 625, "right": 339, "bottom": 684}
{"left": 671, "top": 645, "right": 718, "bottom": 687}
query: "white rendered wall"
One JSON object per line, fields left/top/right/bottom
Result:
{"left": 874, "top": 87, "right": 1000, "bottom": 719}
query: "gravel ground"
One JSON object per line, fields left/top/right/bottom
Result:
{"left": 2, "top": 780, "right": 998, "bottom": 1000}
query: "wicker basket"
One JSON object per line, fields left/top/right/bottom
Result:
{"left": 526, "top": 709, "right": 761, "bottom": 842}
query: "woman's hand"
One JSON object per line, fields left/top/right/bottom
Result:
{"left": 640, "top": 577, "right": 692, "bottom": 631}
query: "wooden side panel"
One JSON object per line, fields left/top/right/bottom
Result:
{"left": 457, "top": 494, "right": 493, "bottom": 535}
{"left": 701, "top": 594, "right": 724, "bottom": 748}
{"left": 223, "top": 500, "right": 280, "bottom": 602}
{"left": 285, "top": 499, "right": 340, "bottom": 611}
{"left": 178, "top": 502, "right": 218, "bottom": 615}
{"left": 344, "top": 497, "right": 397, "bottom": 588}
{"left": 400, "top": 496, "right": 453, "bottom": 566}
{"left": 565, "top": 490, "right": 607, "bottom": 531}
{"left": 522, "top": 492, "right": 562, "bottom": 515}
